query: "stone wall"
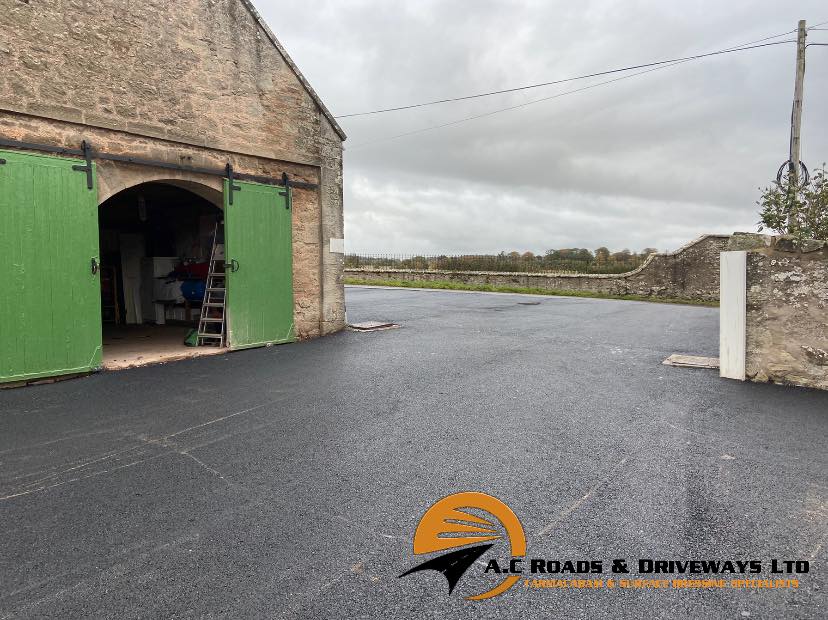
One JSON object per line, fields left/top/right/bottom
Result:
{"left": 0, "top": 0, "right": 344, "bottom": 166}
{"left": 0, "top": 0, "right": 346, "bottom": 339}
{"left": 319, "top": 116, "right": 346, "bottom": 335}
{"left": 345, "top": 235, "right": 730, "bottom": 302}
{"left": 744, "top": 238, "right": 828, "bottom": 390}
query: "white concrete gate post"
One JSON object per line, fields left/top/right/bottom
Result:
{"left": 719, "top": 251, "right": 747, "bottom": 381}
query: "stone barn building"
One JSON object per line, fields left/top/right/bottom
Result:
{"left": 0, "top": 0, "right": 346, "bottom": 384}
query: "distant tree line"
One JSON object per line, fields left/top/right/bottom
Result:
{"left": 345, "top": 247, "right": 659, "bottom": 274}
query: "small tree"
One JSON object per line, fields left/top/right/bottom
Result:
{"left": 758, "top": 164, "right": 828, "bottom": 241}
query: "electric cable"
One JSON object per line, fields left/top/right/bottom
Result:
{"left": 347, "top": 34, "right": 796, "bottom": 149}
{"left": 336, "top": 40, "right": 795, "bottom": 119}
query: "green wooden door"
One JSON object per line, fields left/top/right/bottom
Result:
{"left": 224, "top": 180, "right": 294, "bottom": 349}
{"left": 0, "top": 150, "right": 102, "bottom": 383}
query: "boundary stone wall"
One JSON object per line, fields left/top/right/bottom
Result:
{"left": 345, "top": 235, "right": 730, "bottom": 302}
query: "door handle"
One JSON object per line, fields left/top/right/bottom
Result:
{"left": 91, "top": 257, "right": 99, "bottom": 275}
{"left": 225, "top": 259, "right": 239, "bottom": 273}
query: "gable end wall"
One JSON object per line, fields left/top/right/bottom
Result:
{"left": 0, "top": 0, "right": 346, "bottom": 338}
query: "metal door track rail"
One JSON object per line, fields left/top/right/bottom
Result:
{"left": 0, "top": 137, "right": 319, "bottom": 190}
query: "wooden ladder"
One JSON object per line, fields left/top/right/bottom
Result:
{"left": 197, "top": 221, "right": 227, "bottom": 347}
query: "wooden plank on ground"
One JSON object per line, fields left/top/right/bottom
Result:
{"left": 663, "top": 354, "right": 720, "bottom": 369}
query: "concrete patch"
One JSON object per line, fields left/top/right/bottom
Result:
{"left": 662, "top": 354, "right": 720, "bottom": 369}
{"left": 348, "top": 322, "right": 400, "bottom": 332}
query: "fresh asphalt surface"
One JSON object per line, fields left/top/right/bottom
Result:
{"left": 1, "top": 286, "right": 826, "bottom": 619}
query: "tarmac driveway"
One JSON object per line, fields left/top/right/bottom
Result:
{"left": 1, "top": 286, "right": 826, "bottom": 619}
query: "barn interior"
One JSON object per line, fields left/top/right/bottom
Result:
{"left": 98, "top": 182, "right": 226, "bottom": 369}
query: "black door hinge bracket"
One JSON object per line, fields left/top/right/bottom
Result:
{"left": 279, "top": 172, "right": 292, "bottom": 210}
{"left": 71, "top": 140, "right": 94, "bottom": 190}
{"left": 226, "top": 163, "right": 242, "bottom": 205}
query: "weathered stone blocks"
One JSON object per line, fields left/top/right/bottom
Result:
{"left": 745, "top": 238, "right": 828, "bottom": 390}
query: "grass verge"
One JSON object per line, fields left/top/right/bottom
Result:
{"left": 344, "top": 277, "right": 719, "bottom": 307}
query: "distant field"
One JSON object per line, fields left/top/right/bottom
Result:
{"left": 344, "top": 278, "right": 719, "bottom": 307}
{"left": 344, "top": 252, "right": 647, "bottom": 274}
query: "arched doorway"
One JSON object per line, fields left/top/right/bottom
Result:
{"left": 98, "top": 181, "right": 226, "bottom": 369}
{"left": 0, "top": 150, "right": 296, "bottom": 385}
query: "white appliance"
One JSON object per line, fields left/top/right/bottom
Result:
{"left": 141, "top": 257, "right": 179, "bottom": 324}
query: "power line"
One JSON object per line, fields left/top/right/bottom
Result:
{"left": 336, "top": 40, "right": 794, "bottom": 119}
{"left": 347, "top": 60, "right": 693, "bottom": 150}
{"left": 347, "top": 37, "right": 793, "bottom": 150}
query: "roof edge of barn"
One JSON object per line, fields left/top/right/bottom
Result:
{"left": 240, "top": 0, "right": 347, "bottom": 142}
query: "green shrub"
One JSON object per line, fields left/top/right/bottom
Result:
{"left": 758, "top": 164, "right": 828, "bottom": 242}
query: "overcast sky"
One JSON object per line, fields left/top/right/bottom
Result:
{"left": 261, "top": 1, "right": 828, "bottom": 254}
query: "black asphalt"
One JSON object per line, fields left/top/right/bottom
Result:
{"left": 1, "top": 286, "right": 826, "bottom": 619}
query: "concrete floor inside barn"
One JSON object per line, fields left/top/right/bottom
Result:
{"left": 102, "top": 324, "right": 224, "bottom": 370}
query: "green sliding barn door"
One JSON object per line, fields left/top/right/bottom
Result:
{"left": 224, "top": 180, "right": 294, "bottom": 349}
{"left": 0, "top": 150, "right": 102, "bottom": 383}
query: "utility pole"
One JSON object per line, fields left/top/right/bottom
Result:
{"left": 787, "top": 20, "right": 807, "bottom": 228}
{"left": 788, "top": 21, "right": 807, "bottom": 180}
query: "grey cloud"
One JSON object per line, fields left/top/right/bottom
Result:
{"left": 261, "top": 0, "right": 828, "bottom": 253}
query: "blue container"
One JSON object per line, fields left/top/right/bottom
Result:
{"left": 180, "top": 279, "right": 206, "bottom": 302}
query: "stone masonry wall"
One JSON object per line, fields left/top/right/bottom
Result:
{"left": 319, "top": 116, "right": 346, "bottom": 334}
{"left": 745, "top": 238, "right": 828, "bottom": 390}
{"left": 0, "top": 0, "right": 342, "bottom": 166}
{"left": 0, "top": 0, "right": 347, "bottom": 339}
{"left": 345, "top": 235, "right": 730, "bottom": 302}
